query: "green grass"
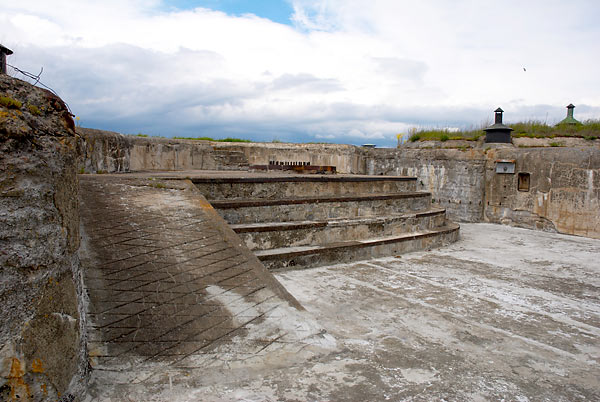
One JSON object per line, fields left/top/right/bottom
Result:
{"left": 128, "top": 133, "right": 253, "bottom": 142}
{"left": 510, "top": 119, "right": 600, "bottom": 139}
{"left": 406, "top": 119, "right": 600, "bottom": 142}
{"left": 409, "top": 128, "right": 483, "bottom": 142}
{"left": 173, "top": 136, "right": 252, "bottom": 142}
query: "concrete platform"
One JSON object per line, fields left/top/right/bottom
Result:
{"left": 78, "top": 175, "right": 334, "bottom": 400}
{"left": 82, "top": 221, "right": 600, "bottom": 401}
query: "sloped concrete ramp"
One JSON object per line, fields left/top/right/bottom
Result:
{"left": 78, "top": 176, "right": 334, "bottom": 400}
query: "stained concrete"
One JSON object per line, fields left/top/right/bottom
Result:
{"left": 1, "top": 74, "right": 86, "bottom": 401}
{"left": 83, "top": 223, "right": 600, "bottom": 401}
{"left": 79, "top": 175, "right": 333, "bottom": 401}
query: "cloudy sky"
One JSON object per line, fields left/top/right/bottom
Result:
{"left": 1, "top": 0, "right": 599, "bottom": 146}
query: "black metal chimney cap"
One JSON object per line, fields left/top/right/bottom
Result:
{"left": 484, "top": 123, "right": 514, "bottom": 132}
{"left": 0, "top": 44, "right": 13, "bottom": 55}
{"left": 567, "top": 103, "right": 575, "bottom": 109}
{"left": 484, "top": 107, "right": 513, "bottom": 143}
{"left": 484, "top": 107, "right": 513, "bottom": 132}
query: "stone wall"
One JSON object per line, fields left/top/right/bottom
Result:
{"left": 236, "top": 141, "right": 364, "bottom": 174}
{"left": 361, "top": 148, "right": 486, "bottom": 222}
{"left": 484, "top": 147, "right": 600, "bottom": 239}
{"left": 78, "top": 128, "right": 249, "bottom": 172}
{"left": 78, "top": 128, "right": 365, "bottom": 174}
{"left": 364, "top": 144, "right": 600, "bottom": 238}
{"left": 1, "top": 76, "right": 86, "bottom": 400}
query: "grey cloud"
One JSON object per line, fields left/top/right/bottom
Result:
{"left": 9, "top": 44, "right": 253, "bottom": 118}
{"left": 270, "top": 73, "right": 344, "bottom": 93}
{"left": 82, "top": 100, "right": 599, "bottom": 148}
{"left": 7, "top": 43, "right": 597, "bottom": 149}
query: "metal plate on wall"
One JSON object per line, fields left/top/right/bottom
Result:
{"left": 496, "top": 161, "right": 515, "bottom": 174}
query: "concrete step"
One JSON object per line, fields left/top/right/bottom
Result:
{"left": 211, "top": 192, "right": 432, "bottom": 224}
{"left": 255, "top": 223, "right": 460, "bottom": 270}
{"left": 194, "top": 175, "right": 417, "bottom": 200}
{"left": 231, "top": 208, "right": 448, "bottom": 250}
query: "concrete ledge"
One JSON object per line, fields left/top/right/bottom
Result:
{"left": 194, "top": 175, "right": 418, "bottom": 200}
{"left": 214, "top": 193, "right": 433, "bottom": 225}
{"left": 231, "top": 209, "right": 448, "bottom": 251}
{"left": 192, "top": 176, "right": 417, "bottom": 184}
{"left": 257, "top": 223, "right": 460, "bottom": 270}
{"left": 232, "top": 208, "right": 447, "bottom": 233}
{"left": 211, "top": 192, "right": 430, "bottom": 209}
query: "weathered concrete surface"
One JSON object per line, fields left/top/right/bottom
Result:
{"left": 80, "top": 223, "right": 599, "bottom": 401}
{"left": 364, "top": 148, "right": 486, "bottom": 222}
{"left": 194, "top": 172, "right": 459, "bottom": 270}
{"left": 193, "top": 175, "right": 417, "bottom": 201}
{"left": 512, "top": 136, "right": 598, "bottom": 148}
{"left": 79, "top": 176, "right": 334, "bottom": 401}
{"left": 78, "top": 128, "right": 250, "bottom": 173}
{"left": 257, "top": 223, "right": 459, "bottom": 271}
{"left": 1, "top": 75, "right": 87, "bottom": 400}
{"left": 232, "top": 208, "right": 448, "bottom": 251}
{"left": 485, "top": 147, "right": 600, "bottom": 239}
{"left": 78, "top": 128, "right": 600, "bottom": 239}
{"left": 78, "top": 128, "right": 361, "bottom": 174}
{"left": 364, "top": 145, "right": 600, "bottom": 239}
{"left": 212, "top": 192, "right": 432, "bottom": 225}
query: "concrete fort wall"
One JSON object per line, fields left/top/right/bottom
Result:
{"left": 77, "top": 128, "right": 599, "bottom": 239}
{"left": 363, "top": 144, "right": 600, "bottom": 239}
{"left": 361, "top": 147, "right": 486, "bottom": 222}
{"left": 78, "top": 128, "right": 364, "bottom": 174}
{"left": 1, "top": 76, "right": 87, "bottom": 400}
{"left": 484, "top": 146, "right": 600, "bottom": 239}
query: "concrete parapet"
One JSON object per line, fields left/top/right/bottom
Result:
{"left": 1, "top": 76, "right": 87, "bottom": 400}
{"left": 77, "top": 128, "right": 362, "bottom": 174}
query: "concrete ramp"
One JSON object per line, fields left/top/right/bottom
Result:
{"left": 78, "top": 175, "right": 333, "bottom": 399}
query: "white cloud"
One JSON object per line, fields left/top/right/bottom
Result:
{"left": 1, "top": 0, "right": 599, "bottom": 146}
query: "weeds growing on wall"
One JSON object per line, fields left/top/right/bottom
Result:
{"left": 409, "top": 128, "right": 483, "bottom": 142}
{"left": 511, "top": 119, "right": 600, "bottom": 139}
{"left": 408, "top": 119, "right": 600, "bottom": 142}
{"left": 0, "top": 96, "right": 22, "bottom": 109}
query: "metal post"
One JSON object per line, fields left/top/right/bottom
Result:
{"left": 566, "top": 104, "right": 575, "bottom": 119}
{"left": 0, "top": 44, "right": 13, "bottom": 75}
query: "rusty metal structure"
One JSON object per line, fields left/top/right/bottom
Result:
{"left": 0, "top": 44, "right": 13, "bottom": 75}
{"left": 250, "top": 161, "right": 337, "bottom": 174}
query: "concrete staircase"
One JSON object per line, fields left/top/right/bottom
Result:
{"left": 194, "top": 175, "right": 459, "bottom": 270}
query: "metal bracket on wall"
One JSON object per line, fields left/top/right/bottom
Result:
{"left": 495, "top": 159, "right": 516, "bottom": 174}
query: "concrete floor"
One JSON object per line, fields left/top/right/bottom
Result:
{"left": 86, "top": 223, "right": 600, "bottom": 401}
